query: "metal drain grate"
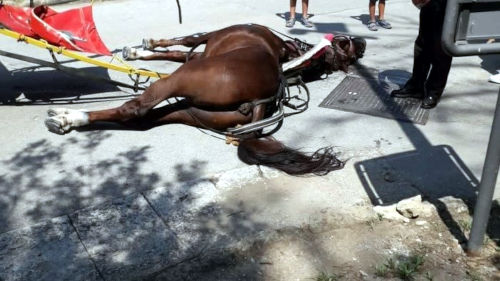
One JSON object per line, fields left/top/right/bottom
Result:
{"left": 319, "top": 76, "right": 429, "bottom": 125}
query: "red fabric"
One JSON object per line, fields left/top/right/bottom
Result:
{"left": 0, "top": 5, "right": 34, "bottom": 36}
{"left": 0, "top": 4, "right": 111, "bottom": 55}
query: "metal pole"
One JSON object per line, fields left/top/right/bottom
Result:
{"left": 467, "top": 86, "right": 500, "bottom": 255}
{"left": 30, "top": 0, "right": 34, "bottom": 7}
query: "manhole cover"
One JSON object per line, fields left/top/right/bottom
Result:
{"left": 319, "top": 76, "right": 429, "bottom": 125}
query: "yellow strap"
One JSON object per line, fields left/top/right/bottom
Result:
{"left": 0, "top": 27, "right": 169, "bottom": 79}
{"left": 111, "top": 54, "right": 135, "bottom": 69}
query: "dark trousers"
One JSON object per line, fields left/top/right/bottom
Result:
{"left": 407, "top": 0, "right": 453, "bottom": 98}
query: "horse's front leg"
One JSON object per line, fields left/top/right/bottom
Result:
{"left": 142, "top": 32, "right": 209, "bottom": 50}
{"left": 122, "top": 48, "right": 202, "bottom": 62}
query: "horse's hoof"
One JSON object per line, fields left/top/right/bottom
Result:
{"left": 142, "top": 38, "right": 154, "bottom": 50}
{"left": 47, "top": 108, "right": 71, "bottom": 117}
{"left": 225, "top": 135, "right": 240, "bottom": 146}
{"left": 122, "top": 47, "right": 137, "bottom": 60}
{"left": 45, "top": 116, "right": 69, "bottom": 135}
{"left": 45, "top": 108, "right": 89, "bottom": 134}
{"left": 122, "top": 47, "right": 130, "bottom": 60}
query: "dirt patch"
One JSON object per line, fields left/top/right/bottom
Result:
{"left": 149, "top": 198, "right": 500, "bottom": 281}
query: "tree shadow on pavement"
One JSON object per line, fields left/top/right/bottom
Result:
{"left": 0, "top": 130, "right": 221, "bottom": 280}
{"left": 351, "top": 14, "right": 371, "bottom": 26}
{"left": 0, "top": 130, "right": 209, "bottom": 234}
{"left": 0, "top": 131, "right": 150, "bottom": 233}
{"left": 0, "top": 60, "right": 132, "bottom": 105}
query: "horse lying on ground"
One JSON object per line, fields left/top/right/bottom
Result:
{"left": 45, "top": 24, "right": 366, "bottom": 175}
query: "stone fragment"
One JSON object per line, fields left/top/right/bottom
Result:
{"left": 373, "top": 205, "right": 410, "bottom": 223}
{"left": 396, "top": 195, "right": 423, "bottom": 218}
{"left": 396, "top": 195, "right": 436, "bottom": 219}
{"left": 439, "top": 196, "right": 469, "bottom": 214}
{"left": 416, "top": 220, "right": 427, "bottom": 226}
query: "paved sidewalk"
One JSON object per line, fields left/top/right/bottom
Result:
{"left": 1, "top": 166, "right": 376, "bottom": 280}
{"left": 1, "top": 0, "right": 499, "bottom": 279}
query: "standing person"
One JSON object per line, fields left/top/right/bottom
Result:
{"left": 368, "top": 0, "right": 392, "bottom": 31}
{"left": 286, "top": 0, "right": 313, "bottom": 28}
{"left": 390, "top": 0, "right": 452, "bottom": 109}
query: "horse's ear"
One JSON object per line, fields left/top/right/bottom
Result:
{"left": 330, "top": 43, "right": 350, "bottom": 72}
{"left": 352, "top": 38, "right": 367, "bottom": 59}
{"left": 336, "top": 39, "right": 351, "bottom": 53}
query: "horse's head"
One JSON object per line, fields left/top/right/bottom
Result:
{"left": 283, "top": 34, "right": 366, "bottom": 81}
{"left": 323, "top": 35, "right": 366, "bottom": 73}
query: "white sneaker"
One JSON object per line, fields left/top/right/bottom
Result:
{"left": 490, "top": 71, "right": 500, "bottom": 84}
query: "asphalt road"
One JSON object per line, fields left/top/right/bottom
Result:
{"left": 1, "top": 0, "right": 499, "bottom": 234}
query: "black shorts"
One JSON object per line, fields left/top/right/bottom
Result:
{"left": 370, "top": 0, "right": 386, "bottom": 3}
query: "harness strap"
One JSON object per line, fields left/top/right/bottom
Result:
{"left": 267, "top": 26, "right": 313, "bottom": 49}
{"left": 228, "top": 75, "right": 310, "bottom": 136}
{"left": 227, "top": 102, "right": 285, "bottom": 135}
{"left": 237, "top": 95, "right": 277, "bottom": 115}
{"left": 182, "top": 74, "right": 289, "bottom": 138}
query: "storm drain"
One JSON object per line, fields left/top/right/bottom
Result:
{"left": 319, "top": 76, "right": 429, "bottom": 125}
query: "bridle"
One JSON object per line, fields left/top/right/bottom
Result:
{"left": 284, "top": 38, "right": 314, "bottom": 58}
{"left": 331, "top": 35, "right": 358, "bottom": 61}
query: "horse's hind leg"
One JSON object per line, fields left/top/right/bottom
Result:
{"left": 129, "top": 102, "right": 253, "bottom": 131}
{"left": 45, "top": 80, "right": 171, "bottom": 134}
{"left": 46, "top": 101, "right": 252, "bottom": 134}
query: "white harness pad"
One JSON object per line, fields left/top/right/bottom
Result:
{"left": 282, "top": 34, "right": 334, "bottom": 72}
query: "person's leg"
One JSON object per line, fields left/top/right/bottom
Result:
{"left": 287, "top": 0, "right": 297, "bottom": 27}
{"left": 377, "top": 0, "right": 392, "bottom": 28}
{"left": 368, "top": 0, "right": 378, "bottom": 31}
{"left": 409, "top": 37, "right": 431, "bottom": 89}
{"left": 421, "top": 0, "right": 452, "bottom": 108}
{"left": 302, "top": 0, "right": 309, "bottom": 17}
{"left": 301, "top": 0, "right": 313, "bottom": 27}
{"left": 391, "top": 8, "right": 430, "bottom": 98}
{"left": 378, "top": 0, "right": 385, "bottom": 19}
{"left": 290, "top": 0, "right": 297, "bottom": 18}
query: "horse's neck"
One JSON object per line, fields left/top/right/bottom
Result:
{"left": 284, "top": 41, "right": 302, "bottom": 59}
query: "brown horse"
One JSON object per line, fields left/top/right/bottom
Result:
{"left": 45, "top": 24, "right": 366, "bottom": 175}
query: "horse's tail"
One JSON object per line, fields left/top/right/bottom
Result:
{"left": 237, "top": 137, "right": 344, "bottom": 176}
